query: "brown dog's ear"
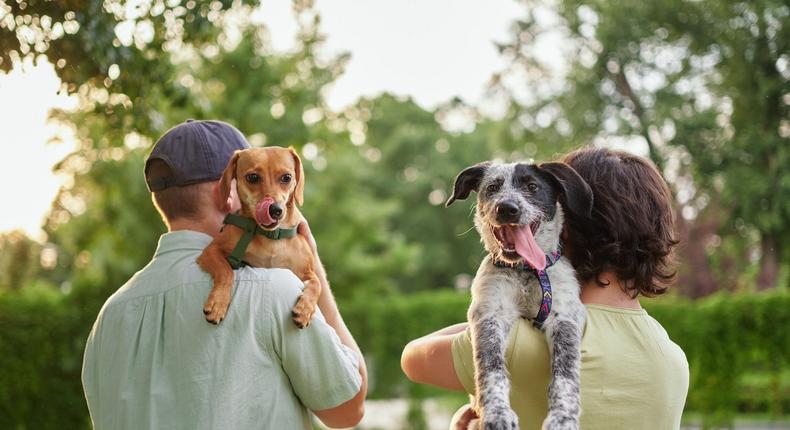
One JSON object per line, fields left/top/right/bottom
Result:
{"left": 289, "top": 147, "right": 305, "bottom": 206}
{"left": 538, "top": 161, "right": 593, "bottom": 218}
{"left": 446, "top": 162, "right": 490, "bottom": 207}
{"left": 218, "top": 150, "right": 242, "bottom": 210}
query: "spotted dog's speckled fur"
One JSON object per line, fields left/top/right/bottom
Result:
{"left": 446, "top": 161, "right": 592, "bottom": 430}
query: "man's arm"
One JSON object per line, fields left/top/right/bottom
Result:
{"left": 400, "top": 323, "right": 467, "bottom": 391}
{"left": 298, "top": 222, "right": 368, "bottom": 428}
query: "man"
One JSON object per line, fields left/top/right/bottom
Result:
{"left": 82, "top": 120, "right": 367, "bottom": 429}
{"left": 401, "top": 147, "right": 689, "bottom": 429}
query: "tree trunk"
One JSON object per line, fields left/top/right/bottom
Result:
{"left": 676, "top": 215, "right": 719, "bottom": 299}
{"left": 756, "top": 234, "right": 780, "bottom": 290}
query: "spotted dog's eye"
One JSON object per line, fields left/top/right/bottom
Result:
{"left": 245, "top": 173, "right": 260, "bottom": 183}
{"left": 280, "top": 174, "right": 292, "bottom": 184}
{"left": 527, "top": 182, "right": 538, "bottom": 192}
{"left": 486, "top": 182, "right": 499, "bottom": 193}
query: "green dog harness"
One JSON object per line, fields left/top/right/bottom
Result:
{"left": 221, "top": 213, "right": 298, "bottom": 269}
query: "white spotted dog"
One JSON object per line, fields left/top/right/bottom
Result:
{"left": 446, "top": 161, "right": 593, "bottom": 430}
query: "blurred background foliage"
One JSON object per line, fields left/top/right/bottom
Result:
{"left": 0, "top": 0, "right": 788, "bottom": 428}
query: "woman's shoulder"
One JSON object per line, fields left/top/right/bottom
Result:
{"left": 583, "top": 303, "right": 689, "bottom": 373}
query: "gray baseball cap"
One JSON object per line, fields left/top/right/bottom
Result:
{"left": 144, "top": 119, "right": 250, "bottom": 192}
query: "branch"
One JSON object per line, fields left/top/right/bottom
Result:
{"left": 607, "top": 59, "right": 665, "bottom": 173}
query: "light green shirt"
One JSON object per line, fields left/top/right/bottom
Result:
{"left": 82, "top": 231, "right": 361, "bottom": 430}
{"left": 452, "top": 304, "right": 689, "bottom": 430}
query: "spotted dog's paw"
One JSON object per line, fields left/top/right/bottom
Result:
{"left": 482, "top": 405, "right": 519, "bottom": 430}
{"left": 541, "top": 412, "right": 579, "bottom": 430}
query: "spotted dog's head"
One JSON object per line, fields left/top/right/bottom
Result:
{"left": 446, "top": 161, "right": 593, "bottom": 268}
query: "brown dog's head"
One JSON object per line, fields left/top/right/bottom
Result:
{"left": 219, "top": 146, "right": 305, "bottom": 230}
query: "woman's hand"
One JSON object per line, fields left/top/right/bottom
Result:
{"left": 297, "top": 219, "right": 318, "bottom": 256}
{"left": 451, "top": 404, "right": 478, "bottom": 430}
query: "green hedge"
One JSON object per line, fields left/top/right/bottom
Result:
{"left": 1, "top": 288, "right": 788, "bottom": 429}
{"left": 646, "top": 291, "right": 790, "bottom": 425}
{"left": 0, "top": 287, "right": 91, "bottom": 429}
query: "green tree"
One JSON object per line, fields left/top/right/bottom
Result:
{"left": 496, "top": 0, "right": 789, "bottom": 294}
{"left": 0, "top": 231, "right": 42, "bottom": 291}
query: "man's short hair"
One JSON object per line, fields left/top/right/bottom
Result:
{"left": 148, "top": 159, "right": 214, "bottom": 223}
{"left": 562, "top": 147, "right": 678, "bottom": 297}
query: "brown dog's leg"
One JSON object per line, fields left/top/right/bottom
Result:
{"left": 291, "top": 270, "right": 321, "bottom": 329}
{"left": 197, "top": 243, "right": 234, "bottom": 325}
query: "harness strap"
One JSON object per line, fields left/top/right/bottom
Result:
{"left": 222, "top": 213, "right": 298, "bottom": 269}
{"left": 493, "top": 248, "right": 562, "bottom": 329}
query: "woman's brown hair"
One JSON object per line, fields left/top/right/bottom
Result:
{"left": 561, "top": 147, "right": 679, "bottom": 297}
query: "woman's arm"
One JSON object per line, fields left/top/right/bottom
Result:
{"left": 400, "top": 323, "right": 468, "bottom": 391}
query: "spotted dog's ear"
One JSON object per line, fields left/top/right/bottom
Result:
{"left": 538, "top": 162, "right": 593, "bottom": 218}
{"left": 446, "top": 162, "right": 491, "bottom": 207}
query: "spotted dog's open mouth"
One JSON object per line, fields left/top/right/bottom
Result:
{"left": 491, "top": 221, "right": 546, "bottom": 270}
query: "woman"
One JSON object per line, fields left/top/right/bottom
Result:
{"left": 401, "top": 147, "right": 689, "bottom": 429}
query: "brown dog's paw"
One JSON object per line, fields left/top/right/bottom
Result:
{"left": 291, "top": 294, "right": 316, "bottom": 329}
{"left": 203, "top": 289, "right": 231, "bottom": 325}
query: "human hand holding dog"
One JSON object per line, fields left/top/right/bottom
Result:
{"left": 296, "top": 220, "right": 339, "bottom": 326}
{"left": 297, "top": 219, "right": 369, "bottom": 424}
{"left": 452, "top": 404, "right": 479, "bottom": 430}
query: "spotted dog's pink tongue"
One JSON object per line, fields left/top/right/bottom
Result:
{"left": 504, "top": 225, "right": 546, "bottom": 270}
{"left": 255, "top": 197, "right": 275, "bottom": 226}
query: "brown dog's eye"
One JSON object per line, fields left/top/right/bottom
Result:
{"left": 527, "top": 183, "right": 538, "bottom": 192}
{"left": 245, "top": 173, "right": 260, "bottom": 183}
{"left": 280, "top": 174, "right": 292, "bottom": 184}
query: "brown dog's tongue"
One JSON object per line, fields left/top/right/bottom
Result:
{"left": 510, "top": 225, "right": 546, "bottom": 270}
{"left": 255, "top": 197, "right": 275, "bottom": 226}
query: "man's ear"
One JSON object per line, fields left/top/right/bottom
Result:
{"left": 218, "top": 150, "right": 241, "bottom": 211}
{"left": 445, "top": 162, "right": 490, "bottom": 207}
{"left": 213, "top": 181, "right": 232, "bottom": 213}
{"left": 288, "top": 147, "right": 305, "bottom": 206}
{"left": 538, "top": 161, "right": 593, "bottom": 218}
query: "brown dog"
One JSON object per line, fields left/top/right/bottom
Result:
{"left": 197, "top": 146, "right": 320, "bottom": 327}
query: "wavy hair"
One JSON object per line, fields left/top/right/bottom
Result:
{"left": 562, "top": 147, "right": 678, "bottom": 297}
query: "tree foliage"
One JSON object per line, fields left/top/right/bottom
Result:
{"left": 495, "top": 0, "right": 790, "bottom": 293}
{"left": 4, "top": 0, "right": 521, "bottom": 306}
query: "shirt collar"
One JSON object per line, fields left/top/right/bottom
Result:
{"left": 153, "top": 230, "right": 214, "bottom": 257}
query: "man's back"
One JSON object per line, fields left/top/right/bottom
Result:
{"left": 82, "top": 231, "right": 361, "bottom": 430}
{"left": 452, "top": 304, "right": 689, "bottom": 429}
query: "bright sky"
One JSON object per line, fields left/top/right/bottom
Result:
{"left": 0, "top": 0, "right": 523, "bottom": 238}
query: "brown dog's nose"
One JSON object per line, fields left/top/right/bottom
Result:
{"left": 269, "top": 203, "right": 283, "bottom": 220}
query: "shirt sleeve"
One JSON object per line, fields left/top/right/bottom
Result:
{"left": 451, "top": 327, "right": 477, "bottom": 395}
{"left": 267, "top": 270, "right": 362, "bottom": 411}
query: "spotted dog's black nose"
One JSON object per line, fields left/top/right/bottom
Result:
{"left": 269, "top": 203, "right": 284, "bottom": 220}
{"left": 496, "top": 200, "right": 520, "bottom": 223}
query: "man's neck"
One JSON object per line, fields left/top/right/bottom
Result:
{"left": 579, "top": 271, "right": 642, "bottom": 310}
{"left": 167, "top": 213, "right": 224, "bottom": 238}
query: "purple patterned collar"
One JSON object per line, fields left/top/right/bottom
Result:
{"left": 493, "top": 248, "right": 562, "bottom": 328}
